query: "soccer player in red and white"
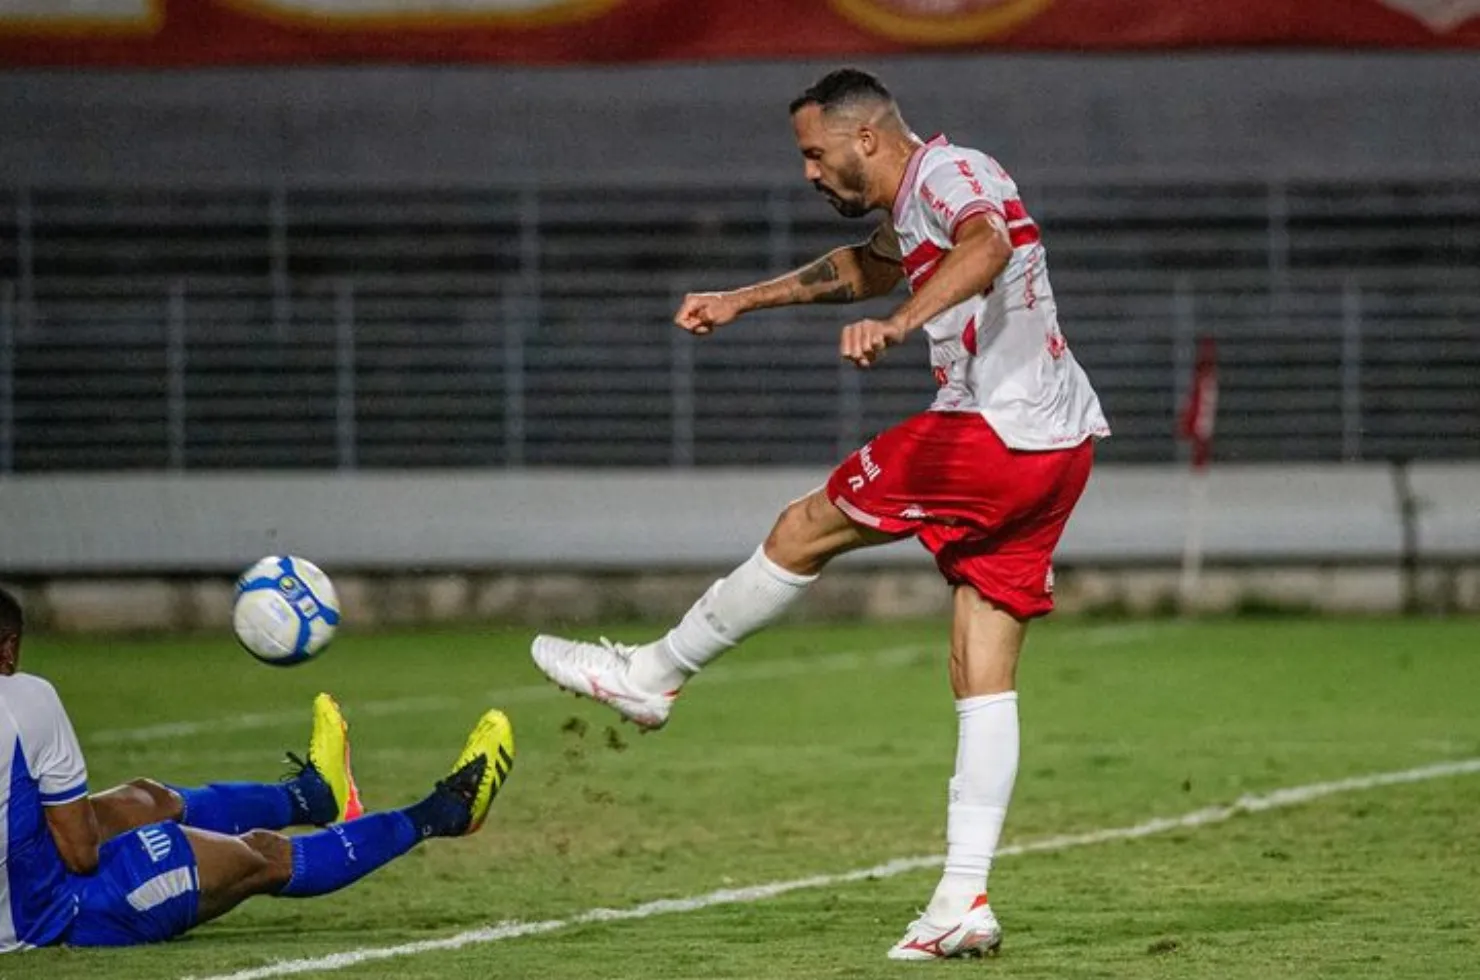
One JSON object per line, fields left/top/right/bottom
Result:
{"left": 532, "top": 68, "right": 1109, "bottom": 960}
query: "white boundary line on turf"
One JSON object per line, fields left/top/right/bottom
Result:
{"left": 90, "top": 624, "right": 1164, "bottom": 746}
{"left": 186, "top": 756, "right": 1480, "bottom": 980}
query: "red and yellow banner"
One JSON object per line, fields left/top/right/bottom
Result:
{"left": 2, "top": 0, "right": 1478, "bottom": 66}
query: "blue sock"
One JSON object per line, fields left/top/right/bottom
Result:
{"left": 278, "top": 811, "right": 421, "bottom": 898}
{"left": 171, "top": 771, "right": 332, "bottom": 834}
{"left": 171, "top": 782, "right": 294, "bottom": 834}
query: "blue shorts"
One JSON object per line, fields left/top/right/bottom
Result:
{"left": 63, "top": 822, "right": 200, "bottom": 947}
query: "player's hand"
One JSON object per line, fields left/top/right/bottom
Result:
{"left": 674, "top": 292, "right": 744, "bottom": 336}
{"left": 840, "top": 318, "right": 909, "bottom": 368}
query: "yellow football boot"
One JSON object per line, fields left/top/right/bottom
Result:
{"left": 440, "top": 709, "right": 515, "bottom": 835}
{"left": 305, "top": 692, "right": 364, "bottom": 823}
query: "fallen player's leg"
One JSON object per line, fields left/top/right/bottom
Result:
{"left": 88, "top": 693, "right": 362, "bottom": 840}
{"left": 62, "top": 708, "right": 513, "bottom": 947}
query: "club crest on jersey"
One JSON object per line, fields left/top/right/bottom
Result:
{"left": 828, "top": 0, "right": 1054, "bottom": 42}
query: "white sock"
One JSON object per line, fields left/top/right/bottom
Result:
{"left": 927, "top": 691, "right": 1019, "bottom": 920}
{"left": 628, "top": 546, "right": 816, "bottom": 692}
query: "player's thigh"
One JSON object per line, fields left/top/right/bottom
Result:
{"left": 64, "top": 822, "right": 200, "bottom": 947}
{"left": 188, "top": 826, "right": 293, "bottom": 924}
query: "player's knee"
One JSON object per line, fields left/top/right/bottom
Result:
{"left": 239, "top": 829, "right": 293, "bottom": 885}
{"left": 240, "top": 828, "right": 291, "bottom": 861}
{"left": 126, "top": 777, "right": 184, "bottom": 822}
{"left": 768, "top": 492, "right": 826, "bottom": 545}
{"left": 765, "top": 498, "right": 815, "bottom": 570}
{"left": 768, "top": 496, "right": 806, "bottom": 539}
{"left": 766, "top": 492, "right": 852, "bottom": 574}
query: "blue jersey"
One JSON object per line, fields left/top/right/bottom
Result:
{"left": 0, "top": 673, "right": 89, "bottom": 952}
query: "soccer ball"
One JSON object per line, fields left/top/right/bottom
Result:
{"left": 233, "top": 556, "right": 341, "bottom": 666}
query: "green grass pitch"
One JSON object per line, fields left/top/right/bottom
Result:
{"left": 15, "top": 616, "right": 1480, "bottom": 979}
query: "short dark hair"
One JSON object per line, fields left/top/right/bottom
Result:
{"left": 0, "top": 587, "right": 22, "bottom": 638}
{"left": 789, "top": 68, "right": 894, "bottom": 116}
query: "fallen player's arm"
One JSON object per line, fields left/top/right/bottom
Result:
{"left": 45, "top": 796, "right": 102, "bottom": 874}
{"left": 882, "top": 212, "right": 1013, "bottom": 336}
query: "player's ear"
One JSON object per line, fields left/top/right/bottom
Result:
{"left": 857, "top": 125, "right": 878, "bottom": 156}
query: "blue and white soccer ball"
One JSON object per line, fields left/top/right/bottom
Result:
{"left": 233, "top": 556, "right": 341, "bottom": 666}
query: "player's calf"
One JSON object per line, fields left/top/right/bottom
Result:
{"left": 189, "top": 826, "right": 294, "bottom": 924}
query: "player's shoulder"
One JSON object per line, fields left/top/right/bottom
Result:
{"left": 918, "top": 142, "right": 1002, "bottom": 183}
{"left": 0, "top": 671, "right": 66, "bottom": 715}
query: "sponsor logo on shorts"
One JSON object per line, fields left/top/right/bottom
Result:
{"left": 848, "top": 444, "right": 884, "bottom": 493}
{"left": 900, "top": 504, "right": 929, "bottom": 520}
{"left": 137, "top": 826, "right": 173, "bottom": 863}
{"left": 1044, "top": 566, "right": 1055, "bottom": 594}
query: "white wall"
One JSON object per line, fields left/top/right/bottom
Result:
{"left": 1, "top": 463, "right": 1474, "bottom": 576}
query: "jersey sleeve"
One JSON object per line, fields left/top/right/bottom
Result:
{"left": 915, "top": 151, "right": 1008, "bottom": 242}
{"left": 15, "top": 676, "right": 89, "bottom": 806}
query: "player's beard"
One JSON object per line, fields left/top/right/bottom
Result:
{"left": 814, "top": 154, "right": 870, "bottom": 218}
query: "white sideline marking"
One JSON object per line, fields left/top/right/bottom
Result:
{"left": 90, "top": 624, "right": 1158, "bottom": 747}
{"left": 186, "top": 756, "right": 1480, "bottom": 980}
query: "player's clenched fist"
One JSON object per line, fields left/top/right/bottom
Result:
{"left": 840, "top": 318, "right": 909, "bottom": 368}
{"left": 674, "top": 292, "right": 745, "bottom": 335}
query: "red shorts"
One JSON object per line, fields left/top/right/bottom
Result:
{"left": 825, "top": 411, "right": 1094, "bottom": 619}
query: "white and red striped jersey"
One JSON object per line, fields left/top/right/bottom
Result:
{"left": 882, "top": 135, "right": 1109, "bottom": 451}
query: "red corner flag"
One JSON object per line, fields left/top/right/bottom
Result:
{"left": 1178, "top": 336, "right": 1218, "bottom": 470}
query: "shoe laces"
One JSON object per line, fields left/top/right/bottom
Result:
{"left": 281, "top": 750, "right": 315, "bottom": 783}
{"left": 597, "top": 636, "right": 640, "bottom": 660}
{"left": 438, "top": 755, "right": 489, "bottom": 804}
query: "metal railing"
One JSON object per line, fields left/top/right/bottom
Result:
{"left": 1, "top": 176, "right": 1476, "bottom": 470}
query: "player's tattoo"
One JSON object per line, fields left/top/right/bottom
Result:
{"left": 798, "top": 257, "right": 841, "bottom": 287}
{"left": 793, "top": 257, "right": 855, "bottom": 303}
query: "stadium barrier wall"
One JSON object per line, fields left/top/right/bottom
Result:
{"left": 1, "top": 462, "right": 1477, "bottom": 631}
{"left": 5, "top": 56, "right": 1480, "bottom": 185}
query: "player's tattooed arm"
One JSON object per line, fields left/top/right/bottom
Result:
{"left": 766, "top": 242, "right": 901, "bottom": 306}
{"left": 679, "top": 237, "right": 903, "bottom": 333}
{"left": 793, "top": 255, "right": 856, "bottom": 303}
